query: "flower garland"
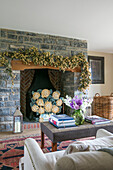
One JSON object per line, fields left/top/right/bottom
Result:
{"left": 0, "top": 46, "right": 91, "bottom": 92}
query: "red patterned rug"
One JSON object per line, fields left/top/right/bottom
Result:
{"left": 0, "top": 135, "right": 95, "bottom": 170}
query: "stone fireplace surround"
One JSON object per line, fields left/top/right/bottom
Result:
{"left": 0, "top": 28, "right": 87, "bottom": 131}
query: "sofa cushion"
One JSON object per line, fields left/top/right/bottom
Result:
{"left": 98, "top": 147, "right": 113, "bottom": 156}
{"left": 63, "top": 136, "right": 113, "bottom": 155}
{"left": 55, "top": 151, "right": 113, "bottom": 170}
{"left": 45, "top": 150, "right": 65, "bottom": 170}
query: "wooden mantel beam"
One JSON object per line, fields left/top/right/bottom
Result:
{"left": 11, "top": 60, "right": 81, "bottom": 72}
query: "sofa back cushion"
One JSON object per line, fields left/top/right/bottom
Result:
{"left": 98, "top": 147, "right": 113, "bottom": 156}
{"left": 54, "top": 151, "right": 113, "bottom": 170}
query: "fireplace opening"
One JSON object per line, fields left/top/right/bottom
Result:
{"left": 20, "top": 66, "right": 78, "bottom": 122}
{"left": 20, "top": 69, "right": 64, "bottom": 121}
{"left": 26, "top": 69, "right": 55, "bottom": 120}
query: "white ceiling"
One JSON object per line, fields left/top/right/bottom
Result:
{"left": 0, "top": 0, "right": 113, "bottom": 53}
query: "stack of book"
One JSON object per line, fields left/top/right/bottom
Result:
{"left": 85, "top": 115, "right": 111, "bottom": 125}
{"left": 49, "top": 114, "right": 75, "bottom": 128}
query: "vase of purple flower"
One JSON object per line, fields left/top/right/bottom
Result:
{"left": 72, "top": 109, "right": 84, "bottom": 125}
{"left": 63, "top": 91, "right": 92, "bottom": 125}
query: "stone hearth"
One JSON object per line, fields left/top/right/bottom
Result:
{"left": 0, "top": 28, "right": 87, "bottom": 131}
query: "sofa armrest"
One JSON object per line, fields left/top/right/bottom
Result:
{"left": 24, "top": 138, "right": 52, "bottom": 170}
{"left": 19, "top": 157, "right": 24, "bottom": 170}
{"left": 45, "top": 150, "right": 65, "bottom": 170}
{"left": 96, "top": 128, "right": 113, "bottom": 138}
{"left": 55, "top": 151, "right": 113, "bottom": 170}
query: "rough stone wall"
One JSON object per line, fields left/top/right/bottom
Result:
{"left": 0, "top": 69, "right": 20, "bottom": 131}
{"left": 0, "top": 28, "right": 87, "bottom": 131}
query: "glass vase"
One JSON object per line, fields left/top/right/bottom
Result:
{"left": 72, "top": 109, "right": 84, "bottom": 125}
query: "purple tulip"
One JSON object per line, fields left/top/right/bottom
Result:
{"left": 75, "top": 99, "right": 83, "bottom": 106}
{"left": 70, "top": 100, "right": 80, "bottom": 110}
{"left": 70, "top": 101, "right": 75, "bottom": 109}
{"left": 63, "top": 93, "right": 92, "bottom": 113}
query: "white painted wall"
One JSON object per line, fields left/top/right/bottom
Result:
{"left": 87, "top": 51, "right": 113, "bottom": 98}
{"left": 0, "top": 0, "right": 113, "bottom": 53}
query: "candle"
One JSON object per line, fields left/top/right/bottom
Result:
{"left": 15, "top": 122, "right": 21, "bottom": 133}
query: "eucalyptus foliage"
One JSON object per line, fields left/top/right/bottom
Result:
{"left": 0, "top": 46, "right": 91, "bottom": 92}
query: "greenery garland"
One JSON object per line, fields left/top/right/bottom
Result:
{"left": 0, "top": 46, "right": 91, "bottom": 92}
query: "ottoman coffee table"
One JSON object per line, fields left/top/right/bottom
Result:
{"left": 41, "top": 121, "right": 113, "bottom": 151}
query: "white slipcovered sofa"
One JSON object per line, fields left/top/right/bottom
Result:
{"left": 19, "top": 129, "right": 113, "bottom": 170}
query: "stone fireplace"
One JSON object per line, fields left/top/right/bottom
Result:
{"left": 0, "top": 28, "right": 87, "bottom": 131}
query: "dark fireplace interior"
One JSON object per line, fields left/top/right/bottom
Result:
{"left": 20, "top": 68, "right": 64, "bottom": 121}
{"left": 26, "top": 69, "right": 55, "bottom": 120}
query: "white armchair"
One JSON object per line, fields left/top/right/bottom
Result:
{"left": 19, "top": 129, "right": 113, "bottom": 170}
